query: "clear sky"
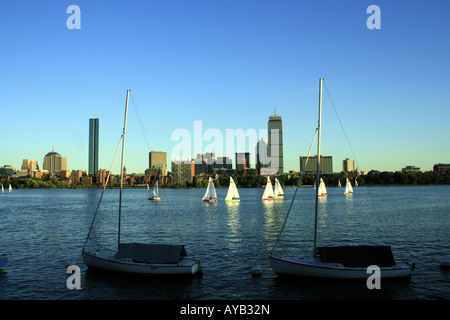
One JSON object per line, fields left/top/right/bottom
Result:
{"left": 1, "top": 0, "right": 449, "bottom": 174}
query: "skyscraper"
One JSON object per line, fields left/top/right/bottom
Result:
{"left": 89, "top": 118, "right": 99, "bottom": 175}
{"left": 268, "top": 109, "right": 283, "bottom": 174}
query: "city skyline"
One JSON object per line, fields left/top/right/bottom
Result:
{"left": 1, "top": 1, "right": 449, "bottom": 174}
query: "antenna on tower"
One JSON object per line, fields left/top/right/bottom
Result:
{"left": 274, "top": 105, "right": 277, "bottom": 116}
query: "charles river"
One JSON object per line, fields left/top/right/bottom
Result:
{"left": 0, "top": 185, "right": 449, "bottom": 304}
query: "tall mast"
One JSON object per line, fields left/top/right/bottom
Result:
{"left": 118, "top": 89, "right": 130, "bottom": 248}
{"left": 313, "top": 78, "right": 323, "bottom": 257}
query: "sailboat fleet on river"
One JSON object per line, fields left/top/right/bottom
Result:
{"left": 81, "top": 82, "right": 412, "bottom": 281}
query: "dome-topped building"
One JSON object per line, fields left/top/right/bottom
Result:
{"left": 43, "top": 147, "right": 67, "bottom": 173}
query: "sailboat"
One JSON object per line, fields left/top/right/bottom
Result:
{"left": 82, "top": 90, "right": 201, "bottom": 276}
{"left": 1, "top": 184, "right": 3, "bottom": 193}
{"left": 344, "top": 178, "right": 353, "bottom": 195}
{"left": 318, "top": 177, "right": 327, "bottom": 197}
{"left": 202, "top": 177, "right": 218, "bottom": 202}
{"left": 149, "top": 180, "right": 160, "bottom": 200}
{"left": 269, "top": 78, "right": 411, "bottom": 280}
{"left": 262, "top": 176, "right": 275, "bottom": 201}
{"left": 274, "top": 178, "right": 284, "bottom": 199}
{"left": 225, "top": 177, "right": 240, "bottom": 202}
{"left": 8, "top": 184, "right": 12, "bottom": 192}
{"left": 338, "top": 179, "right": 342, "bottom": 187}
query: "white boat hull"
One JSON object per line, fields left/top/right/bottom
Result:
{"left": 269, "top": 256, "right": 411, "bottom": 279}
{"left": 82, "top": 250, "right": 201, "bottom": 276}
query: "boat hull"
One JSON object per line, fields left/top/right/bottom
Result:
{"left": 225, "top": 199, "right": 240, "bottom": 202}
{"left": 269, "top": 256, "right": 411, "bottom": 279}
{"left": 202, "top": 199, "right": 217, "bottom": 202}
{"left": 82, "top": 250, "right": 201, "bottom": 276}
{"left": 149, "top": 197, "right": 160, "bottom": 200}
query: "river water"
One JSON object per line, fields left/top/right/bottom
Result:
{"left": 0, "top": 185, "right": 449, "bottom": 303}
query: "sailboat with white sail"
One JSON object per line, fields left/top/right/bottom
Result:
{"left": 82, "top": 90, "right": 201, "bottom": 276}
{"left": 274, "top": 178, "right": 284, "bottom": 199}
{"left": 8, "top": 184, "right": 12, "bottom": 192}
{"left": 149, "top": 180, "right": 160, "bottom": 200}
{"left": 318, "top": 177, "right": 327, "bottom": 197}
{"left": 225, "top": 177, "right": 240, "bottom": 202}
{"left": 262, "top": 176, "right": 275, "bottom": 201}
{"left": 344, "top": 178, "right": 353, "bottom": 195}
{"left": 202, "top": 177, "right": 218, "bottom": 202}
{"left": 269, "top": 78, "right": 411, "bottom": 280}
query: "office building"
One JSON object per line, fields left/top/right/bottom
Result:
{"left": 236, "top": 152, "right": 250, "bottom": 175}
{"left": 256, "top": 138, "right": 269, "bottom": 175}
{"left": 43, "top": 147, "right": 67, "bottom": 174}
{"left": 171, "top": 159, "right": 195, "bottom": 184}
{"left": 268, "top": 110, "right": 283, "bottom": 174}
{"left": 343, "top": 158, "right": 354, "bottom": 173}
{"left": 88, "top": 118, "right": 99, "bottom": 176}
{"left": 300, "top": 155, "right": 333, "bottom": 174}
{"left": 149, "top": 151, "right": 167, "bottom": 176}
{"left": 21, "top": 159, "right": 38, "bottom": 171}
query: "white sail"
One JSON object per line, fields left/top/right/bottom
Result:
{"left": 1, "top": 184, "right": 3, "bottom": 193}
{"left": 8, "top": 184, "right": 12, "bottom": 192}
{"left": 338, "top": 179, "right": 342, "bottom": 187}
{"left": 262, "top": 176, "right": 275, "bottom": 200}
{"left": 318, "top": 178, "right": 327, "bottom": 197}
{"left": 225, "top": 177, "right": 240, "bottom": 201}
{"left": 355, "top": 178, "right": 359, "bottom": 187}
{"left": 344, "top": 178, "right": 353, "bottom": 195}
{"left": 152, "top": 180, "right": 159, "bottom": 197}
{"left": 274, "top": 178, "right": 284, "bottom": 198}
{"left": 202, "top": 177, "right": 217, "bottom": 201}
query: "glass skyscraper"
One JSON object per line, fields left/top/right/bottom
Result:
{"left": 89, "top": 118, "right": 99, "bottom": 175}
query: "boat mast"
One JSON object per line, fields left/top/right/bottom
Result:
{"left": 118, "top": 89, "right": 130, "bottom": 249}
{"left": 313, "top": 78, "right": 323, "bottom": 257}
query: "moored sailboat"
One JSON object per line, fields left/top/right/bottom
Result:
{"left": 202, "top": 177, "right": 218, "bottom": 202}
{"left": 82, "top": 90, "right": 201, "bottom": 276}
{"left": 225, "top": 177, "right": 240, "bottom": 202}
{"left": 269, "top": 78, "right": 411, "bottom": 280}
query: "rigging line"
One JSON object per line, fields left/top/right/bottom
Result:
{"left": 129, "top": 92, "right": 152, "bottom": 152}
{"left": 83, "top": 135, "right": 124, "bottom": 250}
{"left": 270, "top": 128, "right": 318, "bottom": 256}
{"left": 323, "top": 81, "right": 391, "bottom": 246}
{"left": 130, "top": 92, "right": 185, "bottom": 244}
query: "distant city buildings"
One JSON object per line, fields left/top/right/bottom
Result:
{"left": 88, "top": 118, "right": 99, "bottom": 176}
{"left": 299, "top": 155, "right": 333, "bottom": 174}
{"left": 171, "top": 159, "right": 194, "bottom": 184}
{"left": 402, "top": 165, "right": 421, "bottom": 173}
{"left": 256, "top": 137, "right": 269, "bottom": 175}
{"left": 21, "top": 159, "right": 39, "bottom": 171}
{"left": 268, "top": 109, "right": 284, "bottom": 174}
{"left": 149, "top": 151, "right": 168, "bottom": 176}
{"left": 235, "top": 152, "right": 250, "bottom": 175}
{"left": 43, "top": 147, "right": 67, "bottom": 174}
{"left": 343, "top": 158, "right": 354, "bottom": 173}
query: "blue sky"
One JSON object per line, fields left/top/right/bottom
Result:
{"left": 1, "top": 0, "right": 449, "bottom": 174}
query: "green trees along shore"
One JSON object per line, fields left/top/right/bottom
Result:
{"left": 1, "top": 170, "right": 449, "bottom": 190}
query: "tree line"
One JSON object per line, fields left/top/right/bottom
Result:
{"left": 2, "top": 170, "right": 449, "bottom": 190}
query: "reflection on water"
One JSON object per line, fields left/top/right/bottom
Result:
{"left": 0, "top": 186, "right": 449, "bottom": 299}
